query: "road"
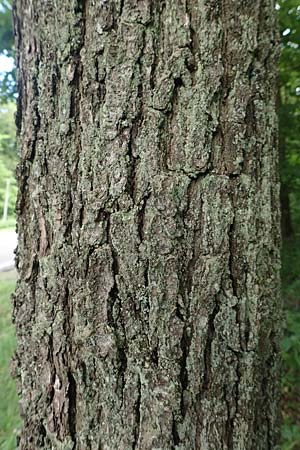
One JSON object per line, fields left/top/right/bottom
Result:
{"left": 0, "top": 229, "right": 17, "bottom": 271}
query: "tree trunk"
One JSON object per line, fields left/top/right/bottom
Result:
{"left": 280, "top": 183, "right": 293, "bottom": 239}
{"left": 13, "top": 1, "right": 281, "bottom": 449}
{"left": 277, "top": 86, "right": 293, "bottom": 239}
{"left": 278, "top": 111, "right": 293, "bottom": 239}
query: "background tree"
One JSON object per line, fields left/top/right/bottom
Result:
{"left": 277, "top": 0, "right": 300, "bottom": 238}
{"left": 0, "top": 0, "right": 16, "bottom": 103}
{"left": 277, "top": 3, "right": 300, "bottom": 444}
{"left": 277, "top": 0, "right": 300, "bottom": 323}
{"left": 0, "top": 0, "right": 17, "bottom": 219}
{"left": 13, "top": 1, "right": 281, "bottom": 450}
{"left": 0, "top": 102, "right": 17, "bottom": 218}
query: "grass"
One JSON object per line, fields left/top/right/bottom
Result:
{"left": 0, "top": 217, "right": 16, "bottom": 231}
{"left": 0, "top": 267, "right": 299, "bottom": 448}
{"left": 0, "top": 272, "right": 21, "bottom": 449}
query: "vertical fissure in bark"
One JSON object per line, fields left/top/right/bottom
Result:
{"left": 64, "top": 280, "right": 78, "bottom": 445}
{"left": 117, "top": 329, "right": 128, "bottom": 408}
{"left": 149, "top": 6, "right": 159, "bottom": 91}
{"left": 107, "top": 231, "right": 120, "bottom": 327}
{"left": 127, "top": 126, "right": 140, "bottom": 202}
{"left": 63, "top": 283, "right": 70, "bottom": 332}
{"left": 203, "top": 301, "right": 220, "bottom": 392}
{"left": 138, "top": 193, "right": 150, "bottom": 243}
{"left": 185, "top": 185, "right": 202, "bottom": 297}
{"left": 107, "top": 214, "right": 128, "bottom": 405}
{"left": 119, "top": 0, "right": 124, "bottom": 17}
{"left": 83, "top": 246, "right": 94, "bottom": 278}
{"left": 150, "top": 345, "right": 159, "bottom": 366}
{"left": 226, "top": 353, "right": 241, "bottom": 450}
{"left": 225, "top": 397, "right": 232, "bottom": 449}
{"left": 69, "top": 0, "right": 87, "bottom": 201}
{"left": 47, "top": 332, "right": 56, "bottom": 406}
{"left": 228, "top": 216, "right": 237, "bottom": 297}
{"left": 79, "top": 0, "right": 87, "bottom": 45}
{"left": 126, "top": 28, "right": 146, "bottom": 202}
{"left": 179, "top": 326, "right": 191, "bottom": 417}
{"left": 95, "top": 59, "right": 107, "bottom": 105}
{"left": 38, "top": 421, "right": 47, "bottom": 446}
{"left": 220, "top": 1, "right": 230, "bottom": 95}
{"left": 78, "top": 193, "right": 84, "bottom": 228}
{"left": 132, "top": 374, "right": 141, "bottom": 450}
{"left": 30, "top": 69, "right": 41, "bottom": 163}
{"left": 171, "top": 412, "right": 181, "bottom": 447}
{"left": 67, "top": 371, "right": 77, "bottom": 448}
{"left": 185, "top": 0, "right": 199, "bottom": 83}
{"left": 165, "top": 76, "right": 184, "bottom": 169}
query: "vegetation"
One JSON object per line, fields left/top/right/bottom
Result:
{"left": 0, "top": 101, "right": 17, "bottom": 219}
{"left": 281, "top": 221, "right": 300, "bottom": 450}
{"left": 278, "top": 3, "right": 300, "bottom": 447}
{"left": 0, "top": 0, "right": 17, "bottom": 222}
{"left": 0, "top": 0, "right": 15, "bottom": 103}
{"left": 0, "top": 273, "right": 21, "bottom": 449}
{"left": 278, "top": 0, "right": 300, "bottom": 240}
{"left": 281, "top": 309, "right": 300, "bottom": 450}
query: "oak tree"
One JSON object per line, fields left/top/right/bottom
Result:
{"left": 13, "top": 1, "right": 281, "bottom": 449}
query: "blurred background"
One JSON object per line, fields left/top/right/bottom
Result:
{"left": 0, "top": 1, "right": 299, "bottom": 449}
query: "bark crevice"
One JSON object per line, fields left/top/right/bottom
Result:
{"left": 67, "top": 371, "right": 77, "bottom": 448}
{"left": 132, "top": 374, "right": 141, "bottom": 450}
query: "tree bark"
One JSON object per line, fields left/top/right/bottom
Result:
{"left": 280, "top": 183, "right": 293, "bottom": 239}
{"left": 278, "top": 114, "right": 293, "bottom": 239}
{"left": 13, "top": 1, "right": 281, "bottom": 449}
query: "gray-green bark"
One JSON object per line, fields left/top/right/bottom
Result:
{"left": 13, "top": 1, "right": 281, "bottom": 449}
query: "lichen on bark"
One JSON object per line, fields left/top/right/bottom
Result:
{"left": 13, "top": 1, "right": 281, "bottom": 449}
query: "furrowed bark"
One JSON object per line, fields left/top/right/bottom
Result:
{"left": 13, "top": 1, "right": 281, "bottom": 449}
